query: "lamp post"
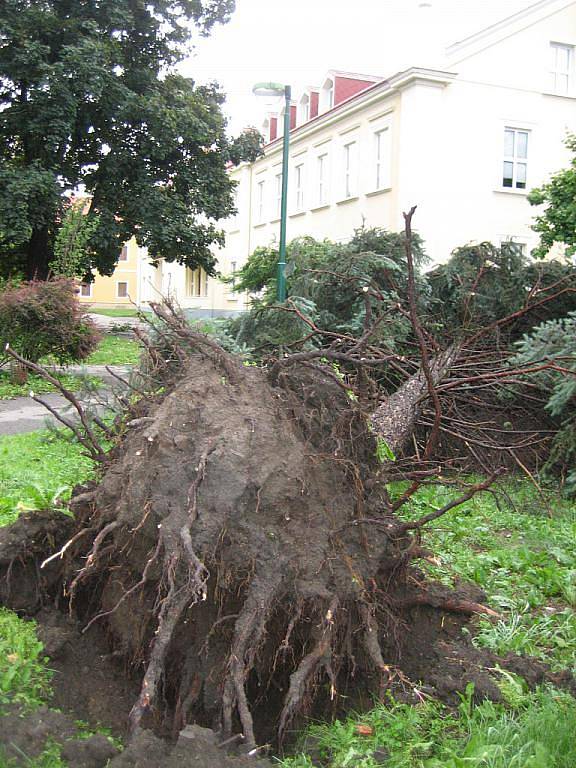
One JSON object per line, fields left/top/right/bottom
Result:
{"left": 252, "top": 82, "right": 291, "bottom": 302}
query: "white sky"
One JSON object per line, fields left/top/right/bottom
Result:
{"left": 179, "top": 0, "right": 537, "bottom": 134}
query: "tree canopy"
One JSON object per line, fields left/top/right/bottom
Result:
{"left": 528, "top": 134, "right": 576, "bottom": 259}
{"left": 0, "top": 0, "right": 262, "bottom": 280}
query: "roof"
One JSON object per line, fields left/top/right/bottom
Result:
{"left": 446, "top": 0, "right": 575, "bottom": 62}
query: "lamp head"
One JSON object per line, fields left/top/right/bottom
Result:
{"left": 252, "top": 82, "right": 288, "bottom": 97}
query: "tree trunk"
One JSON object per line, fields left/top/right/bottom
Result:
{"left": 25, "top": 227, "right": 51, "bottom": 280}
{"left": 370, "top": 345, "right": 460, "bottom": 455}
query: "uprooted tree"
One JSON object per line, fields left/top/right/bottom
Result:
{"left": 2, "top": 209, "right": 576, "bottom": 751}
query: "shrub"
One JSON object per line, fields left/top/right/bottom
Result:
{"left": 512, "top": 311, "right": 576, "bottom": 494}
{"left": 0, "top": 278, "right": 100, "bottom": 367}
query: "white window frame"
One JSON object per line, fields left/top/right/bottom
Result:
{"left": 342, "top": 140, "right": 358, "bottom": 199}
{"left": 294, "top": 161, "right": 305, "bottom": 212}
{"left": 316, "top": 151, "right": 329, "bottom": 207}
{"left": 226, "top": 260, "right": 238, "bottom": 299}
{"left": 116, "top": 281, "right": 129, "bottom": 299}
{"left": 502, "top": 127, "right": 529, "bottom": 191}
{"left": 185, "top": 268, "right": 208, "bottom": 298}
{"left": 498, "top": 237, "right": 528, "bottom": 258}
{"left": 228, "top": 185, "right": 240, "bottom": 230}
{"left": 320, "top": 78, "right": 334, "bottom": 113}
{"left": 374, "top": 127, "right": 391, "bottom": 191}
{"left": 80, "top": 282, "right": 92, "bottom": 298}
{"left": 119, "top": 244, "right": 128, "bottom": 262}
{"left": 274, "top": 171, "right": 282, "bottom": 219}
{"left": 256, "top": 178, "right": 266, "bottom": 223}
{"left": 549, "top": 42, "right": 574, "bottom": 95}
{"left": 299, "top": 94, "right": 310, "bottom": 124}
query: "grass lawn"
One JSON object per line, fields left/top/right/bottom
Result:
{"left": 0, "top": 430, "right": 95, "bottom": 527}
{"left": 0, "top": 336, "right": 141, "bottom": 399}
{"left": 0, "top": 372, "right": 102, "bottom": 401}
{"left": 85, "top": 335, "right": 141, "bottom": 366}
{"left": 88, "top": 307, "right": 141, "bottom": 318}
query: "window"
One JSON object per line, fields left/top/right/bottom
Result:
{"left": 185, "top": 268, "right": 208, "bottom": 297}
{"left": 316, "top": 152, "right": 329, "bottom": 206}
{"left": 503, "top": 128, "right": 528, "bottom": 190}
{"left": 326, "top": 81, "right": 334, "bottom": 109}
{"left": 274, "top": 172, "right": 282, "bottom": 218}
{"left": 500, "top": 239, "right": 527, "bottom": 258}
{"left": 228, "top": 186, "right": 240, "bottom": 228}
{"left": 80, "top": 283, "right": 92, "bottom": 297}
{"left": 229, "top": 261, "right": 237, "bottom": 296}
{"left": 374, "top": 127, "right": 390, "bottom": 190}
{"left": 321, "top": 78, "right": 334, "bottom": 113}
{"left": 256, "top": 178, "right": 266, "bottom": 222}
{"left": 342, "top": 141, "right": 358, "bottom": 198}
{"left": 550, "top": 43, "right": 574, "bottom": 94}
{"left": 119, "top": 245, "right": 128, "bottom": 261}
{"left": 116, "top": 281, "right": 128, "bottom": 298}
{"left": 294, "top": 162, "right": 305, "bottom": 211}
{"left": 300, "top": 95, "right": 310, "bottom": 124}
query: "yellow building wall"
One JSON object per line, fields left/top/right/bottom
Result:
{"left": 78, "top": 237, "right": 140, "bottom": 307}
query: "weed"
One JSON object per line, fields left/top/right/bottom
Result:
{"left": 0, "top": 609, "right": 51, "bottom": 710}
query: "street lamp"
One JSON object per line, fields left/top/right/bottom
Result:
{"left": 252, "top": 82, "right": 291, "bottom": 302}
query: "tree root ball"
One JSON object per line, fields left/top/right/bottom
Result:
{"left": 60, "top": 339, "right": 407, "bottom": 747}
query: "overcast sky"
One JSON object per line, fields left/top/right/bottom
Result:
{"left": 178, "top": 0, "right": 537, "bottom": 134}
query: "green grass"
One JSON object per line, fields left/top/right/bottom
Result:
{"left": 280, "top": 684, "right": 576, "bottom": 768}
{"left": 88, "top": 307, "right": 140, "bottom": 318}
{"left": 85, "top": 334, "right": 141, "bottom": 366}
{"left": 0, "top": 372, "right": 102, "bottom": 401}
{"left": 394, "top": 480, "right": 576, "bottom": 674}
{"left": 0, "top": 430, "right": 95, "bottom": 527}
{"left": 0, "top": 609, "right": 52, "bottom": 710}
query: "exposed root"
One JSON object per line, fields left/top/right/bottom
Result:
{"left": 221, "top": 571, "right": 284, "bottom": 748}
{"left": 396, "top": 593, "right": 500, "bottom": 617}
{"left": 67, "top": 520, "right": 120, "bottom": 608}
{"left": 80, "top": 538, "right": 163, "bottom": 634}
{"left": 128, "top": 577, "right": 190, "bottom": 735}
{"left": 278, "top": 597, "right": 339, "bottom": 743}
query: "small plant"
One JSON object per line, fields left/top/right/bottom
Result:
{"left": 0, "top": 609, "right": 52, "bottom": 709}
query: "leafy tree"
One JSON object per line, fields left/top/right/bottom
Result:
{"left": 0, "top": 0, "right": 260, "bottom": 281}
{"left": 528, "top": 134, "right": 576, "bottom": 258}
{"left": 50, "top": 200, "right": 99, "bottom": 278}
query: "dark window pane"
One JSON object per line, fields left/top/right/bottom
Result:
{"left": 503, "top": 161, "right": 513, "bottom": 187}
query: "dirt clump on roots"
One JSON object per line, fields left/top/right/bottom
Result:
{"left": 59, "top": 337, "right": 399, "bottom": 748}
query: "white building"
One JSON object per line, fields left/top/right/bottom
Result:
{"left": 85, "top": 0, "right": 575, "bottom": 315}
{"left": 211, "top": 0, "right": 575, "bottom": 314}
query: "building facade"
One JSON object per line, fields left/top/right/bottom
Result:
{"left": 218, "top": 0, "right": 575, "bottom": 312}
{"left": 81, "top": 0, "right": 576, "bottom": 314}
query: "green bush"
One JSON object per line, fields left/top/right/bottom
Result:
{"left": 511, "top": 311, "right": 576, "bottom": 494}
{"left": 0, "top": 278, "right": 100, "bottom": 367}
